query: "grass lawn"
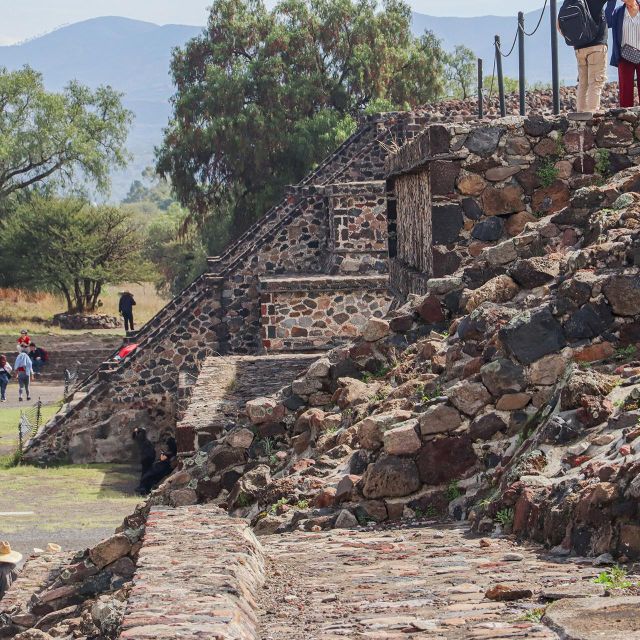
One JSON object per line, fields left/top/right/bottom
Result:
{"left": 0, "top": 282, "right": 168, "bottom": 336}
{"left": 0, "top": 463, "right": 140, "bottom": 535}
{"left": 0, "top": 405, "right": 59, "bottom": 462}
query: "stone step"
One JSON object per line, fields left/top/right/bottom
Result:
{"left": 176, "top": 353, "right": 321, "bottom": 454}
{"left": 118, "top": 505, "right": 264, "bottom": 640}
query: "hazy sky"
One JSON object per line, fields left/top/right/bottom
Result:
{"left": 1, "top": 0, "right": 547, "bottom": 45}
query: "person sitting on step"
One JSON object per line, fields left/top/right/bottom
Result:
{"left": 136, "top": 435, "right": 177, "bottom": 495}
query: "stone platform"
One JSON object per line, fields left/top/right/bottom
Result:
{"left": 119, "top": 505, "right": 265, "bottom": 640}
{"left": 176, "top": 353, "right": 320, "bottom": 454}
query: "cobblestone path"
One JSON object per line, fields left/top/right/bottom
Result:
{"left": 257, "top": 523, "right": 599, "bottom": 640}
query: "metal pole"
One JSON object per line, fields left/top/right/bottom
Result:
{"left": 495, "top": 36, "right": 506, "bottom": 117}
{"left": 518, "top": 12, "right": 526, "bottom": 116}
{"left": 478, "top": 58, "right": 484, "bottom": 119}
{"left": 550, "top": 0, "right": 560, "bottom": 114}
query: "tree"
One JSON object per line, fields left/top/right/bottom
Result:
{"left": 157, "top": 0, "right": 446, "bottom": 233}
{"left": 445, "top": 45, "right": 476, "bottom": 100}
{"left": 123, "top": 167, "right": 175, "bottom": 211}
{"left": 0, "top": 66, "right": 132, "bottom": 201}
{"left": 0, "top": 197, "right": 146, "bottom": 313}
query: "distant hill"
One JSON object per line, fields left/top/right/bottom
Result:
{"left": 0, "top": 13, "right": 612, "bottom": 200}
{"left": 0, "top": 17, "right": 202, "bottom": 200}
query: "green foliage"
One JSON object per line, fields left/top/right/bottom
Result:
{"left": 268, "top": 497, "right": 289, "bottom": 514}
{"left": 536, "top": 159, "right": 560, "bottom": 188}
{"left": 445, "top": 45, "right": 476, "bottom": 99}
{"left": 519, "top": 608, "right": 545, "bottom": 623}
{"left": 595, "top": 148, "right": 611, "bottom": 177}
{"left": 484, "top": 74, "right": 519, "bottom": 95}
{"left": 594, "top": 566, "right": 634, "bottom": 589}
{"left": 0, "top": 66, "right": 131, "bottom": 201}
{"left": 157, "top": 0, "right": 447, "bottom": 235}
{"left": 616, "top": 345, "right": 637, "bottom": 361}
{"left": 236, "top": 491, "right": 252, "bottom": 508}
{"left": 294, "top": 499, "right": 309, "bottom": 510}
{"left": 494, "top": 507, "right": 514, "bottom": 528}
{"left": 446, "top": 480, "right": 462, "bottom": 502}
{"left": 0, "top": 197, "right": 147, "bottom": 312}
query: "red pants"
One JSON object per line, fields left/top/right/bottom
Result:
{"left": 618, "top": 58, "right": 640, "bottom": 107}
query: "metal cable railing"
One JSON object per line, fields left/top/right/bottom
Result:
{"left": 477, "top": 0, "right": 560, "bottom": 119}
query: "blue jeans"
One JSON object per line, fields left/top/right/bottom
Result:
{"left": 32, "top": 360, "right": 45, "bottom": 375}
{"left": 0, "top": 376, "right": 7, "bottom": 400}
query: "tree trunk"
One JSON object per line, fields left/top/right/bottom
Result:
{"left": 59, "top": 283, "right": 73, "bottom": 313}
{"left": 73, "top": 279, "right": 83, "bottom": 313}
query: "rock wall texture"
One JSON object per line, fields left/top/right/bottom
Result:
{"left": 386, "top": 111, "right": 640, "bottom": 297}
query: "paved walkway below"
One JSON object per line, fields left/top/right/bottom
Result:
{"left": 1, "top": 382, "right": 64, "bottom": 408}
{"left": 256, "top": 523, "right": 601, "bottom": 640}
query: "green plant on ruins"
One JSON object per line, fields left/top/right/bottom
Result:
{"left": 536, "top": 158, "right": 560, "bottom": 188}
{"left": 446, "top": 480, "right": 462, "bottom": 502}
{"left": 595, "top": 148, "right": 611, "bottom": 178}
{"left": 594, "top": 566, "right": 635, "bottom": 589}
{"left": 519, "top": 608, "right": 545, "bottom": 623}
{"left": 236, "top": 492, "right": 252, "bottom": 508}
{"left": 494, "top": 508, "right": 514, "bottom": 528}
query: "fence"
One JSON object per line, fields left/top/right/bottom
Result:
{"left": 478, "top": 0, "right": 560, "bottom": 118}
{"left": 16, "top": 398, "right": 43, "bottom": 461}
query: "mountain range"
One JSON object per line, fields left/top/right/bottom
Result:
{"left": 0, "top": 13, "right": 610, "bottom": 200}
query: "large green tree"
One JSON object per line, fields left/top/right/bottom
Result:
{"left": 157, "top": 0, "right": 446, "bottom": 233}
{"left": 0, "top": 66, "right": 132, "bottom": 200}
{"left": 0, "top": 197, "right": 145, "bottom": 313}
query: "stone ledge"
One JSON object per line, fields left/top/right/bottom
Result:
{"left": 118, "top": 505, "right": 265, "bottom": 640}
{"left": 260, "top": 274, "right": 388, "bottom": 293}
{"left": 323, "top": 180, "right": 386, "bottom": 196}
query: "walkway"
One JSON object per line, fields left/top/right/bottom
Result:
{"left": 116, "top": 507, "right": 609, "bottom": 640}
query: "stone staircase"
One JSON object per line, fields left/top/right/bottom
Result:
{"left": 176, "top": 353, "right": 320, "bottom": 454}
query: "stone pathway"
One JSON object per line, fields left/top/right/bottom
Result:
{"left": 256, "top": 523, "right": 601, "bottom": 640}
{"left": 178, "top": 354, "right": 320, "bottom": 449}
{"left": 119, "top": 505, "right": 264, "bottom": 639}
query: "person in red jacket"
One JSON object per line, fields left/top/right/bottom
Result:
{"left": 16, "top": 329, "right": 31, "bottom": 351}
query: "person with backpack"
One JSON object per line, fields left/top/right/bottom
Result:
{"left": 0, "top": 356, "right": 12, "bottom": 403}
{"left": 13, "top": 349, "right": 33, "bottom": 402}
{"left": 606, "top": 0, "right": 640, "bottom": 106}
{"left": 559, "top": 0, "right": 611, "bottom": 112}
{"left": 28, "top": 343, "right": 48, "bottom": 378}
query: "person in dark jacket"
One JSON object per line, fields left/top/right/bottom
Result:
{"left": 132, "top": 427, "right": 156, "bottom": 478}
{"left": 118, "top": 291, "right": 136, "bottom": 332}
{"left": 28, "top": 343, "right": 47, "bottom": 378}
{"left": 606, "top": 0, "right": 640, "bottom": 106}
{"left": 136, "top": 451, "right": 173, "bottom": 495}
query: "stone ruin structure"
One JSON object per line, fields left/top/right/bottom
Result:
{"left": 10, "top": 97, "right": 640, "bottom": 640}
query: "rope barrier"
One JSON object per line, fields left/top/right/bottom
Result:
{"left": 522, "top": 0, "right": 549, "bottom": 36}
{"left": 497, "top": 29, "right": 519, "bottom": 58}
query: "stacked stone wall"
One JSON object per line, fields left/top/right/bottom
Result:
{"left": 260, "top": 275, "right": 392, "bottom": 351}
{"left": 386, "top": 112, "right": 640, "bottom": 297}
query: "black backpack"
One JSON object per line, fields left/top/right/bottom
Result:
{"left": 558, "top": 0, "right": 600, "bottom": 48}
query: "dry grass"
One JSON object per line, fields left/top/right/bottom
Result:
{"left": 0, "top": 283, "right": 168, "bottom": 336}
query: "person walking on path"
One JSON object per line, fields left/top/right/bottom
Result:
{"left": 14, "top": 349, "right": 33, "bottom": 402}
{"left": 0, "top": 356, "right": 12, "bottom": 403}
{"left": 28, "top": 343, "right": 48, "bottom": 378}
{"left": 559, "top": 0, "right": 610, "bottom": 112}
{"left": 118, "top": 291, "right": 136, "bottom": 333}
{"left": 606, "top": 0, "right": 640, "bottom": 106}
{"left": 0, "top": 541, "right": 21, "bottom": 600}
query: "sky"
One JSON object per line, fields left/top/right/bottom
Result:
{"left": 0, "top": 0, "right": 547, "bottom": 45}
